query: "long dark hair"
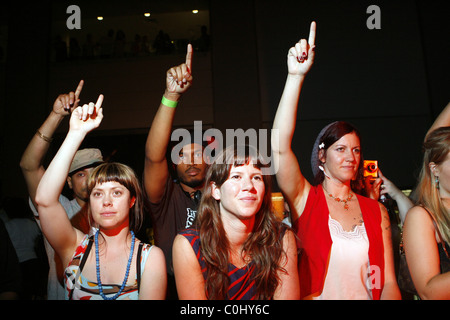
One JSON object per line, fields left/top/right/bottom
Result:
{"left": 195, "top": 145, "right": 287, "bottom": 299}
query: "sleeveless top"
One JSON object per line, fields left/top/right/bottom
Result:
{"left": 64, "top": 234, "right": 153, "bottom": 300}
{"left": 179, "top": 228, "right": 257, "bottom": 300}
{"left": 294, "top": 185, "right": 385, "bottom": 300}
{"left": 439, "top": 242, "right": 450, "bottom": 273}
{"left": 314, "top": 216, "right": 372, "bottom": 299}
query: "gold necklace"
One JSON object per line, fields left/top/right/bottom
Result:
{"left": 323, "top": 186, "right": 353, "bottom": 210}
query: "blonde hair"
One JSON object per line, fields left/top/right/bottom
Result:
{"left": 87, "top": 162, "right": 144, "bottom": 233}
{"left": 413, "top": 127, "right": 450, "bottom": 243}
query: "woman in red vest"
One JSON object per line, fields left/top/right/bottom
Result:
{"left": 272, "top": 21, "right": 401, "bottom": 300}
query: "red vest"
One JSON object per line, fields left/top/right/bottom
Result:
{"left": 294, "top": 185, "right": 385, "bottom": 300}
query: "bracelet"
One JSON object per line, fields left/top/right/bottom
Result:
{"left": 161, "top": 96, "right": 178, "bottom": 108}
{"left": 36, "top": 130, "right": 53, "bottom": 143}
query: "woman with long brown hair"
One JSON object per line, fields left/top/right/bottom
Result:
{"left": 172, "top": 145, "right": 299, "bottom": 299}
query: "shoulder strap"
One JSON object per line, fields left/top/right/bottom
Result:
{"left": 68, "top": 236, "right": 93, "bottom": 300}
{"left": 421, "top": 206, "right": 449, "bottom": 259}
{"left": 136, "top": 242, "right": 144, "bottom": 293}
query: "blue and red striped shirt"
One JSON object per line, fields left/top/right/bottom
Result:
{"left": 179, "top": 228, "right": 257, "bottom": 300}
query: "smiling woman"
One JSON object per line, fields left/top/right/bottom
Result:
{"left": 172, "top": 144, "right": 299, "bottom": 300}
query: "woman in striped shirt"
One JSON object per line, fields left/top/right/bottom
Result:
{"left": 173, "top": 145, "right": 299, "bottom": 300}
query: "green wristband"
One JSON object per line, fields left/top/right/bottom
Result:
{"left": 161, "top": 96, "right": 178, "bottom": 108}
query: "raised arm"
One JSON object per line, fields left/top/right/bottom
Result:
{"left": 35, "top": 95, "right": 103, "bottom": 263}
{"left": 426, "top": 101, "right": 450, "bottom": 140}
{"left": 272, "top": 22, "right": 316, "bottom": 221}
{"left": 144, "top": 44, "right": 193, "bottom": 203}
{"left": 20, "top": 80, "right": 84, "bottom": 208}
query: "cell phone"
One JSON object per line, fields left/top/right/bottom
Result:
{"left": 363, "top": 160, "right": 378, "bottom": 179}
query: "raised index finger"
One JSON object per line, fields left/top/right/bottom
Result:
{"left": 95, "top": 94, "right": 104, "bottom": 110}
{"left": 308, "top": 21, "right": 316, "bottom": 46}
{"left": 74, "top": 80, "right": 84, "bottom": 99}
{"left": 185, "top": 44, "right": 193, "bottom": 72}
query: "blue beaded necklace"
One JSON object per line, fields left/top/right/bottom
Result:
{"left": 95, "top": 230, "right": 135, "bottom": 300}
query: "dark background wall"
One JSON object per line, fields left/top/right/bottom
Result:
{"left": 1, "top": 0, "right": 449, "bottom": 199}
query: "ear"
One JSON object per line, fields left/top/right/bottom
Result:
{"left": 210, "top": 182, "right": 221, "bottom": 200}
{"left": 429, "top": 162, "right": 439, "bottom": 177}
{"left": 67, "top": 176, "right": 73, "bottom": 189}
{"left": 129, "top": 196, "right": 136, "bottom": 208}
{"left": 318, "top": 149, "right": 326, "bottom": 164}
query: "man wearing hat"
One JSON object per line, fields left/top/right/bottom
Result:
{"left": 20, "top": 81, "right": 103, "bottom": 300}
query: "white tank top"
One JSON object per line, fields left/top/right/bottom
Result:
{"left": 314, "top": 216, "right": 373, "bottom": 300}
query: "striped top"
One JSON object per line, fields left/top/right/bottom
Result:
{"left": 179, "top": 228, "right": 256, "bottom": 300}
{"left": 64, "top": 234, "right": 153, "bottom": 300}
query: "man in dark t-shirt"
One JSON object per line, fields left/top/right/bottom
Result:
{"left": 144, "top": 44, "right": 208, "bottom": 299}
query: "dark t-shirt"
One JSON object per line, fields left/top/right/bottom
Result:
{"left": 148, "top": 177, "right": 198, "bottom": 274}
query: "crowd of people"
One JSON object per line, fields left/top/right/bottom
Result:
{"left": 1, "top": 21, "right": 449, "bottom": 300}
{"left": 53, "top": 26, "right": 210, "bottom": 62}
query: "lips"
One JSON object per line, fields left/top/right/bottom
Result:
{"left": 101, "top": 211, "right": 116, "bottom": 216}
{"left": 185, "top": 167, "right": 200, "bottom": 176}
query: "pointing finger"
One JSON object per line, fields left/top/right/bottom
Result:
{"left": 185, "top": 44, "right": 193, "bottom": 73}
{"left": 74, "top": 80, "right": 84, "bottom": 99}
{"left": 95, "top": 94, "right": 104, "bottom": 110}
{"left": 308, "top": 21, "right": 316, "bottom": 46}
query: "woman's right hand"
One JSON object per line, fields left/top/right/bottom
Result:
{"left": 69, "top": 94, "right": 104, "bottom": 135}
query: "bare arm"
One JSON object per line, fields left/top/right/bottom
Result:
{"left": 35, "top": 96, "right": 103, "bottom": 264}
{"left": 272, "top": 22, "right": 316, "bottom": 221}
{"left": 139, "top": 246, "right": 167, "bottom": 300}
{"left": 403, "top": 206, "right": 450, "bottom": 299}
{"left": 144, "top": 44, "right": 193, "bottom": 203}
{"left": 426, "top": 101, "right": 450, "bottom": 140}
{"left": 378, "top": 204, "right": 402, "bottom": 299}
{"left": 273, "top": 230, "right": 300, "bottom": 299}
{"left": 20, "top": 80, "right": 84, "bottom": 209}
{"left": 172, "top": 234, "right": 207, "bottom": 299}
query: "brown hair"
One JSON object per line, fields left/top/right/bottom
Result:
{"left": 195, "top": 145, "right": 287, "bottom": 299}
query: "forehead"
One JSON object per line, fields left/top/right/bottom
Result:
{"left": 92, "top": 181, "right": 125, "bottom": 189}
{"left": 72, "top": 167, "right": 94, "bottom": 176}
{"left": 180, "top": 143, "right": 204, "bottom": 153}
{"left": 333, "top": 132, "right": 360, "bottom": 146}
{"left": 229, "top": 162, "right": 262, "bottom": 173}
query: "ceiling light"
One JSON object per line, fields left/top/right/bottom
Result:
{"left": 97, "top": 16, "right": 103, "bottom": 21}
{"left": 192, "top": 10, "right": 199, "bottom": 14}
{"left": 144, "top": 12, "right": 151, "bottom": 17}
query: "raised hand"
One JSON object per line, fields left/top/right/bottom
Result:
{"left": 52, "top": 80, "right": 84, "bottom": 115}
{"left": 287, "top": 21, "right": 316, "bottom": 76}
{"left": 69, "top": 94, "right": 104, "bottom": 134}
{"left": 165, "top": 44, "right": 193, "bottom": 95}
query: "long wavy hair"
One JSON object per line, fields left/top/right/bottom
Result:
{"left": 412, "top": 127, "right": 450, "bottom": 243}
{"left": 87, "top": 162, "right": 144, "bottom": 233}
{"left": 195, "top": 145, "right": 287, "bottom": 300}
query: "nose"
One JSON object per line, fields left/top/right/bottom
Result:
{"left": 241, "top": 176, "right": 256, "bottom": 192}
{"left": 346, "top": 150, "right": 356, "bottom": 163}
{"left": 103, "top": 194, "right": 112, "bottom": 206}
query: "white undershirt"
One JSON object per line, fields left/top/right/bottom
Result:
{"left": 314, "top": 216, "right": 373, "bottom": 300}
